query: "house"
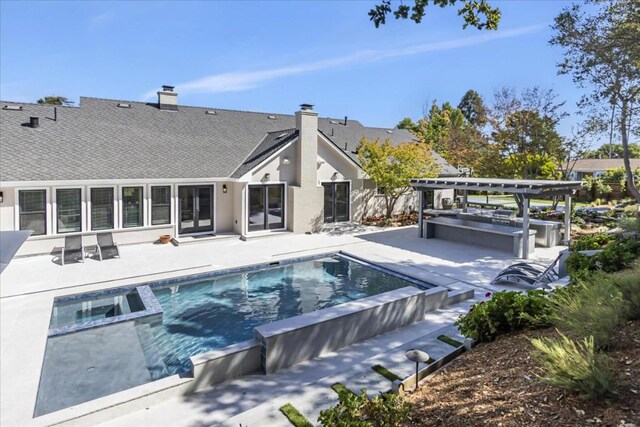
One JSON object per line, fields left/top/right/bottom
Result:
{"left": 567, "top": 158, "right": 640, "bottom": 181}
{"left": 0, "top": 86, "right": 458, "bottom": 255}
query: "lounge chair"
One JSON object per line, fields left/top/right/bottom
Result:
{"left": 61, "top": 235, "right": 85, "bottom": 265}
{"left": 96, "top": 232, "right": 120, "bottom": 261}
{"left": 491, "top": 254, "right": 561, "bottom": 289}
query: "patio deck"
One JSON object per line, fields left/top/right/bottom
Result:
{"left": 0, "top": 225, "right": 564, "bottom": 426}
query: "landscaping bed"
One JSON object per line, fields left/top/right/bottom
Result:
{"left": 362, "top": 212, "right": 418, "bottom": 227}
{"left": 404, "top": 322, "right": 639, "bottom": 426}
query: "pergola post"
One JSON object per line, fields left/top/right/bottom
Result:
{"left": 564, "top": 193, "right": 572, "bottom": 246}
{"left": 418, "top": 190, "right": 424, "bottom": 238}
{"left": 522, "top": 197, "right": 530, "bottom": 259}
{"left": 462, "top": 190, "right": 468, "bottom": 213}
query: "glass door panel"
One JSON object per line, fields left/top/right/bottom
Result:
{"left": 323, "top": 182, "right": 350, "bottom": 223}
{"left": 179, "top": 187, "right": 195, "bottom": 234}
{"left": 197, "top": 186, "right": 213, "bottom": 230}
{"left": 248, "top": 184, "right": 285, "bottom": 231}
{"left": 267, "top": 185, "right": 284, "bottom": 229}
{"left": 248, "top": 186, "right": 265, "bottom": 231}
{"left": 335, "top": 183, "right": 349, "bottom": 222}
{"left": 323, "top": 183, "right": 335, "bottom": 223}
{"left": 178, "top": 185, "right": 215, "bottom": 234}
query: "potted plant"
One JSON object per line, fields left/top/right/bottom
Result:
{"left": 159, "top": 234, "right": 171, "bottom": 244}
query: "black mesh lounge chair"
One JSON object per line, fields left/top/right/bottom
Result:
{"left": 96, "top": 232, "right": 120, "bottom": 261}
{"left": 61, "top": 235, "right": 85, "bottom": 266}
{"left": 491, "top": 255, "right": 561, "bottom": 289}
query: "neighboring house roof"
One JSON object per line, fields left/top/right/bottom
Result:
{"left": 0, "top": 97, "right": 458, "bottom": 182}
{"left": 570, "top": 158, "right": 640, "bottom": 173}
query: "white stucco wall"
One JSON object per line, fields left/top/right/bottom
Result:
{"left": 215, "top": 182, "right": 234, "bottom": 233}
{"left": 0, "top": 186, "right": 15, "bottom": 231}
{"left": 250, "top": 143, "right": 297, "bottom": 184}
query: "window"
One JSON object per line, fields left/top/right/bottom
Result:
{"left": 56, "top": 188, "right": 82, "bottom": 233}
{"left": 122, "top": 187, "right": 143, "bottom": 228}
{"left": 19, "top": 190, "right": 46, "bottom": 235}
{"left": 91, "top": 188, "right": 114, "bottom": 230}
{"left": 151, "top": 186, "right": 171, "bottom": 225}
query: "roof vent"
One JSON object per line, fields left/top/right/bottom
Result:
{"left": 267, "top": 115, "right": 277, "bottom": 120}
{"left": 205, "top": 110, "right": 217, "bottom": 115}
{"left": 276, "top": 132, "right": 288, "bottom": 139}
{"left": 29, "top": 116, "right": 39, "bottom": 128}
{"left": 386, "top": 130, "right": 393, "bottom": 134}
{"left": 117, "top": 103, "right": 131, "bottom": 108}
{"left": 329, "top": 120, "right": 340, "bottom": 124}
{"left": 3, "top": 105, "right": 23, "bottom": 111}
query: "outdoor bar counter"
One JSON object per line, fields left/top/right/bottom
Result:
{"left": 423, "top": 217, "right": 537, "bottom": 257}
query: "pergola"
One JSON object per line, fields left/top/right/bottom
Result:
{"left": 410, "top": 177, "right": 584, "bottom": 259}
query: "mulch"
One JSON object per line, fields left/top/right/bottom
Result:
{"left": 403, "top": 322, "right": 640, "bottom": 426}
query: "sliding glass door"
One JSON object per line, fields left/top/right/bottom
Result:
{"left": 322, "top": 182, "right": 350, "bottom": 223}
{"left": 178, "top": 185, "right": 214, "bottom": 234}
{"left": 248, "top": 184, "right": 285, "bottom": 231}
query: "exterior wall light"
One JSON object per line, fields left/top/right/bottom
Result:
{"left": 0, "top": 191, "right": 3, "bottom": 203}
{"left": 222, "top": 184, "right": 227, "bottom": 194}
{"left": 331, "top": 172, "right": 339, "bottom": 180}
{"left": 263, "top": 173, "right": 270, "bottom": 182}
{"left": 282, "top": 157, "right": 290, "bottom": 165}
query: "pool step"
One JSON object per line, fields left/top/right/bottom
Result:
{"left": 135, "top": 323, "right": 171, "bottom": 380}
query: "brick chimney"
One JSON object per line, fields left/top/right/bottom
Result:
{"left": 294, "top": 103, "right": 318, "bottom": 187}
{"left": 157, "top": 85, "right": 178, "bottom": 111}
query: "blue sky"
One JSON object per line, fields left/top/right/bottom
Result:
{"left": 1, "top": 1, "right": 590, "bottom": 141}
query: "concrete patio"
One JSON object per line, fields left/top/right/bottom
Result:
{"left": 0, "top": 225, "right": 564, "bottom": 427}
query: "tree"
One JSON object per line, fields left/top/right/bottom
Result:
{"left": 584, "top": 143, "right": 640, "bottom": 159}
{"left": 490, "top": 87, "right": 567, "bottom": 179}
{"left": 458, "top": 89, "right": 488, "bottom": 127}
{"left": 36, "top": 96, "right": 73, "bottom": 105}
{"left": 550, "top": 0, "right": 640, "bottom": 202}
{"left": 369, "top": 0, "right": 500, "bottom": 30}
{"left": 396, "top": 117, "right": 419, "bottom": 133}
{"left": 357, "top": 137, "right": 440, "bottom": 218}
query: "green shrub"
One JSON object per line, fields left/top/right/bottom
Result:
{"left": 570, "top": 232, "right": 614, "bottom": 251}
{"left": 566, "top": 233, "right": 640, "bottom": 276}
{"left": 550, "top": 278, "right": 628, "bottom": 349}
{"left": 531, "top": 333, "right": 615, "bottom": 400}
{"left": 608, "top": 263, "right": 640, "bottom": 320}
{"left": 318, "top": 389, "right": 410, "bottom": 427}
{"left": 455, "top": 290, "right": 552, "bottom": 342}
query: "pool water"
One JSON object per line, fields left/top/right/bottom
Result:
{"left": 140, "top": 254, "right": 421, "bottom": 377}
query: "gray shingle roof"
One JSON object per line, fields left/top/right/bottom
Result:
{"left": 0, "top": 97, "right": 458, "bottom": 182}
{"left": 231, "top": 129, "right": 298, "bottom": 178}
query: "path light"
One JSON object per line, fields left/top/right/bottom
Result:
{"left": 405, "top": 349, "right": 430, "bottom": 391}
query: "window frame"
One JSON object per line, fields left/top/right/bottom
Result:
{"left": 149, "top": 185, "right": 172, "bottom": 226}
{"left": 16, "top": 188, "right": 50, "bottom": 236}
{"left": 53, "top": 187, "right": 85, "bottom": 234}
{"left": 88, "top": 186, "right": 117, "bottom": 231}
{"left": 121, "top": 186, "right": 145, "bottom": 229}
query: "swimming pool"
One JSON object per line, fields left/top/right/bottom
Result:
{"left": 36, "top": 252, "right": 433, "bottom": 416}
